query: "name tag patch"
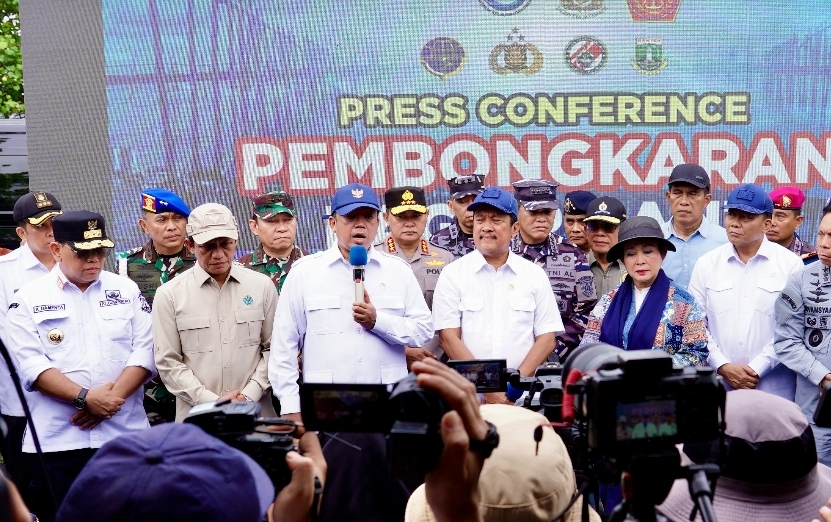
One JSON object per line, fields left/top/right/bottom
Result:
{"left": 33, "top": 304, "right": 65, "bottom": 313}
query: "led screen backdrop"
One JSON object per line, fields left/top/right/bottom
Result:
{"left": 103, "top": 0, "right": 831, "bottom": 254}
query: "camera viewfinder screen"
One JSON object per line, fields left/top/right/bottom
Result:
{"left": 450, "top": 360, "right": 504, "bottom": 392}
{"left": 615, "top": 399, "right": 677, "bottom": 441}
{"left": 312, "top": 389, "right": 386, "bottom": 431}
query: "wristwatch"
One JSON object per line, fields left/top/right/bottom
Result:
{"left": 468, "top": 420, "right": 500, "bottom": 459}
{"left": 72, "top": 388, "right": 89, "bottom": 410}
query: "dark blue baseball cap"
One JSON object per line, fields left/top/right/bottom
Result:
{"left": 725, "top": 184, "right": 774, "bottom": 215}
{"left": 141, "top": 188, "right": 191, "bottom": 217}
{"left": 467, "top": 187, "right": 519, "bottom": 219}
{"left": 563, "top": 190, "right": 597, "bottom": 215}
{"left": 331, "top": 183, "right": 381, "bottom": 215}
{"left": 55, "top": 423, "right": 274, "bottom": 522}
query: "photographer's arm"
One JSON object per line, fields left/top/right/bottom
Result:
{"left": 270, "top": 432, "right": 327, "bottom": 522}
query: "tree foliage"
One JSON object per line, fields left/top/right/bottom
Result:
{"left": 0, "top": 0, "right": 22, "bottom": 117}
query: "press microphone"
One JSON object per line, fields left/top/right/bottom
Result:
{"left": 349, "top": 245, "right": 368, "bottom": 303}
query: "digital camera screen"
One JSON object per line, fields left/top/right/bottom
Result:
{"left": 303, "top": 386, "right": 390, "bottom": 432}
{"left": 448, "top": 359, "right": 506, "bottom": 392}
{"left": 615, "top": 399, "right": 678, "bottom": 442}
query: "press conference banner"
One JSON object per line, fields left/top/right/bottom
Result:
{"left": 103, "top": 0, "right": 831, "bottom": 254}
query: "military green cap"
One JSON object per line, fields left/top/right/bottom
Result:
{"left": 252, "top": 191, "right": 296, "bottom": 219}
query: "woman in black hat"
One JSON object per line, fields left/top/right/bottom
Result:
{"left": 579, "top": 216, "right": 708, "bottom": 366}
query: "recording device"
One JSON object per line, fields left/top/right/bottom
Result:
{"left": 301, "top": 373, "right": 449, "bottom": 481}
{"left": 349, "top": 245, "right": 367, "bottom": 302}
{"left": 814, "top": 380, "right": 831, "bottom": 427}
{"left": 184, "top": 400, "right": 298, "bottom": 491}
{"left": 447, "top": 359, "right": 508, "bottom": 392}
{"left": 558, "top": 343, "right": 725, "bottom": 522}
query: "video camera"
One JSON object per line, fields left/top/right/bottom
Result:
{"left": 560, "top": 343, "right": 726, "bottom": 522}
{"left": 184, "top": 400, "right": 298, "bottom": 491}
{"left": 300, "top": 373, "right": 448, "bottom": 482}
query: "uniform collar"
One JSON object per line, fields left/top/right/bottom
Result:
{"left": 323, "top": 245, "right": 380, "bottom": 267}
{"left": 382, "top": 236, "right": 430, "bottom": 258}
{"left": 19, "top": 242, "right": 45, "bottom": 270}
{"left": 51, "top": 264, "right": 101, "bottom": 292}
{"left": 469, "top": 249, "right": 522, "bottom": 273}
{"left": 727, "top": 236, "right": 775, "bottom": 263}
{"left": 663, "top": 216, "right": 713, "bottom": 239}
{"left": 192, "top": 262, "right": 243, "bottom": 286}
{"left": 511, "top": 232, "right": 558, "bottom": 256}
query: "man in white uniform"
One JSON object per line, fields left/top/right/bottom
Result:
{"left": 5, "top": 211, "right": 153, "bottom": 522}
{"left": 689, "top": 184, "right": 801, "bottom": 400}
{"left": 432, "top": 187, "right": 563, "bottom": 405}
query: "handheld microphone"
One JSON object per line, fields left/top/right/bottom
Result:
{"left": 349, "top": 245, "right": 368, "bottom": 303}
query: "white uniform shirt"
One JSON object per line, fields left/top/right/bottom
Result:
{"left": 0, "top": 245, "right": 51, "bottom": 417}
{"left": 5, "top": 266, "right": 154, "bottom": 453}
{"left": 688, "top": 237, "right": 802, "bottom": 399}
{"left": 431, "top": 250, "right": 564, "bottom": 370}
{"left": 270, "top": 246, "right": 433, "bottom": 414}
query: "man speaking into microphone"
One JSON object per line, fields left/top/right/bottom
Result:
{"left": 269, "top": 183, "right": 433, "bottom": 423}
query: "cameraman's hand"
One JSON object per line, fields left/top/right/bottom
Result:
{"left": 270, "top": 432, "right": 327, "bottom": 522}
{"left": 86, "top": 382, "right": 125, "bottom": 418}
{"left": 483, "top": 392, "right": 513, "bottom": 405}
{"left": 717, "top": 364, "right": 760, "bottom": 389}
{"left": 412, "top": 358, "right": 487, "bottom": 522}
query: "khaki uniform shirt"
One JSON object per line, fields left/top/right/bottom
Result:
{"left": 587, "top": 251, "right": 628, "bottom": 298}
{"left": 152, "top": 263, "right": 278, "bottom": 421}
{"left": 374, "top": 237, "right": 455, "bottom": 356}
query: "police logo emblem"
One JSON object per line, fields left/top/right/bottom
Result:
{"left": 559, "top": 0, "right": 605, "bottom": 18}
{"left": 489, "top": 29, "right": 543, "bottom": 75}
{"left": 351, "top": 188, "right": 364, "bottom": 198}
{"left": 626, "top": 0, "right": 682, "bottom": 22}
{"left": 478, "top": 0, "right": 533, "bottom": 15}
{"left": 34, "top": 192, "right": 52, "bottom": 208}
{"left": 47, "top": 328, "right": 64, "bottom": 344}
{"left": 565, "top": 36, "right": 607, "bottom": 74}
{"left": 631, "top": 38, "right": 668, "bottom": 75}
{"left": 598, "top": 201, "right": 608, "bottom": 212}
{"left": 421, "top": 37, "right": 466, "bottom": 80}
{"left": 402, "top": 190, "right": 414, "bottom": 201}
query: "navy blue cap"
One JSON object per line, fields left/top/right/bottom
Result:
{"left": 142, "top": 188, "right": 191, "bottom": 217}
{"left": 668, "top": 163, "right": 710, "bottom": 189}
{"left": 563, "top": 191, "right": 597, "bottom": 215}
{"left": 725, "top": 184, "right": 774, "bottom": 215}
{"left": 512, "top": 179, "right": 558, "bottom": 211}
{"left": 56, "top": 423, "right": 274, "bottom": 522}
{"left": 331, "top": 183, "right": 381, "bottom": 215}
{"left": 53, "top": 211, "right": 115, "bottom": 250}
{"left": 448, "top": 175, "right": 485, "bottom": 200}
{"left": 583, "top": 197, "right": 627, "bottom": 225}
{"left": 467, "top": 187, "right": 519, "bottom": 219}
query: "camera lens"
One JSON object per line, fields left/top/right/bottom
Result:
{"left": 562, "top": 342, "right": 623, "bottom": 382}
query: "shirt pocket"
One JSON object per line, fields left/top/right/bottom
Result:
{"left": 508, "top": 295, "right": 536, "bottom": 332}
{"left": 33, "top": 309, "right": 82, "bottom": 370}
{"left": 98, "top": 304, "right": 134, "bottom": 363}
{"left": 175, "top": 314, "right": 212, "bottom": 353}
{"left": 704, "top": 279, "right": 733, "bottom": 315}
{"left": 755, "top": 276, "right": 787, "bottom": 317}
{"left": 305, "top": 295, "right": 343, "bottom": 335}
{"left": 374, "top": 295, "right": 405, "bottom": 317}
{"left": 235, "top": 308, "right": 264, "bottom": 347}
{"left": 460, "top": 295, "right": 484, "bottom": 332}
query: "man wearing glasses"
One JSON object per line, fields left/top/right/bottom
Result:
{"left": 5, "top": 211, "right": 154, "bottom": 522}
{"left": 583, "top": 197, "right": 629, "bottom": 297}
{"left": 239, "top": 191, "right": 307, "bottom": 296}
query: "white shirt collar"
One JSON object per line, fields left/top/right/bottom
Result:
{"left": 51, "top": 264, "right": 101, "bottom": 292}
{"left": 726, "top": 236, "right": 775, "bottom": 264}
{"left": 323, "top": 245, "right": 380, "bottom": 267}
{"left": 19, "top": 243, "right": 45, "bottom": 270}
{"left": 468, "top": 249, "right": 521, "bottom": 273}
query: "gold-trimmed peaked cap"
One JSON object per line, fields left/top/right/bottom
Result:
{"left": 53, "top": 211, "right": 114, "bottom": 250}
{"left": 13, "top": 191, "right": 63, "bottom": 225}
{"left": 384, "top": 186, "right": 428, "bottom": 215}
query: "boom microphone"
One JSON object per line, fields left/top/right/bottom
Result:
{"left": 349, "top": 245, "right": 368, "bottom": 303}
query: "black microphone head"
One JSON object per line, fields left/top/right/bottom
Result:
{"left": 349, "top": 245, "right": 368, "bottom": 266}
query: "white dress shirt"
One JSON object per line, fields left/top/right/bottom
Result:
{"left": 688, "top": 237, "right": 802, "bottom": 399}
{"left": 5, "top": 266, "right": 154, "bottom": 453}
{"left": 270, "top": 246, "right": 433, "bottom": 414}
{"left": 0, "top": 244, "right": 51, "bottom": 417}
{"left": 432, "top": 250, "right": 564, "bottom": 370}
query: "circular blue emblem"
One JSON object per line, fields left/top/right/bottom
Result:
{"left": 478, "top": 0, "right": 533, "bottom": 15}
{"left": 420, "top": 37, "right": 466, "bottom": 80}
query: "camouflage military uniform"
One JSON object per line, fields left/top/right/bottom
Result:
{"left": 787, "top": 233, "right": 816, "bottom": 257}
{"left": 118, "top": 239, "right": 195, "bottom": 424}
{"left": 238, "top": 244, "right": 307, "bottom": 295}
{"left": 430, "top": 217, "right": 476, "bottom": 258}
{"left": 511, "top": 233, "right": 597, "bottom": 359}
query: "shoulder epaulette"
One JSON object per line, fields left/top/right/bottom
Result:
{"left": 802, "top": 251, "right": 819, "bottom": 265}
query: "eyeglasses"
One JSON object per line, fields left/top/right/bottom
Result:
{"left": 585, "top": 221, "right": 618, "bottom": 233}
{"left": 64, "top": 244, "right": 107, "bottom": 260}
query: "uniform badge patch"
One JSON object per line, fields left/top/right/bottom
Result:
{"left": 243, "top": 295, "right": 254, "bottom": 306}
{"left": 47, "top": 328, "right": 64, "bottom": 344}
{"left": 578, "top": 275, "right": 594, "bottom": 297}
{"left": 425, "top": 260, "right": 446, "bottom": 266}
{"left": 8, "top": 302, "right": 19, "bottom": 309}
{"left": 105, "top": 290, "right": 122, "bottom": 300}
{"left": 33, "top": 304, "right": 65, "bottom": 313}
{"left": 138, "top": 294, "right": 151, "bottom": 314}
{"left": 810, "top": 329, "right": 824, "bottom": 348}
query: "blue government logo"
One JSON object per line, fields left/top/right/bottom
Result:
{"left": 421, "top": 37, "right": 466, "bottom": 80}
{"left": 479, "top": 0, "right": 533, "bottom": 15}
